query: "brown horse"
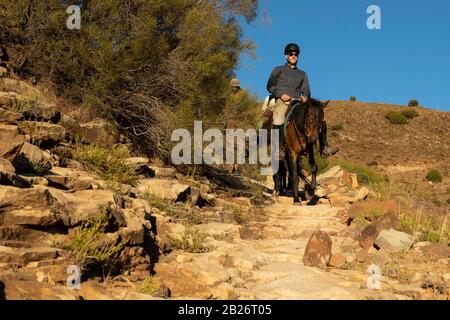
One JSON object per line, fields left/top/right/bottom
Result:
{"left": 279, "top": 98, "right": 329, "bottom": 204}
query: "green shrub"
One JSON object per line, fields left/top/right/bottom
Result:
{"left": 72, "top": 144, "right": 138, "bottom": 188}
{"left": 64, "top": 210, "right": 126, "bottom": 269}
{"left": 426, "top": 169, "right": 443, "bottom": 183}
{"left": 399, "top": 213, "right": 448, "bottom": 244}
{"left": 331, "top": 124, "right": 344, "bottom": 131}
{"left": 401, "top": 109, "right": 419, "bottom": 119}
{"left": 349, "top": 96, "right": 356, "bottom": 102}
{"left": 166, "top": 228, "right": 208, "bottom": 253}
{"left": 329, "top": 159, "right": 387, "bottom": 185}
{"left": 408, "top": 99, "right": 419, "bottom": 107}
{"left": 385, "top": 111, "right": 408, "bottom": 125}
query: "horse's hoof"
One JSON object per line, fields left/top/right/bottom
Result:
{"left": 293, "top": 201, "right": 302, "bottom": 206}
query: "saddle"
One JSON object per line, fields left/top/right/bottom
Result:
{"left": 282, "top": 100, "right": 306, "bottom": 139}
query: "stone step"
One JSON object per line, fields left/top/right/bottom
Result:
{"left": 0, "top": 245, "right": 59, "bottom": 264}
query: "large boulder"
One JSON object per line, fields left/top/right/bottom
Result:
{"left": 11, "top": 142, "right": 51, "bottom": 174}
{"left": 303, "top": 230, "right": 333, "bottom": 269}
{"left": 52, "top": 189, "right": 123, "bottom": 227}
{"left": 79, "top": 119, "right": 119, "bottom": 148}
{"left": 19, "top": 122, "right": 66, "bottom": 147}
{"left": 57, "top": 113, "right": 83, "bottom": 140}
{"left": 0, "top": 124, "right": 27, "bottom": 159}
{"left": 0, "top": 186, "right": 69, "bottom": 226}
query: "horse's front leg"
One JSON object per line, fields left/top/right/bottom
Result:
{"left": 272, "top": 173, "right": 279, "bottom": 198}
{"left": 289, "top": 152, "right": 301, "bottom": 204}
{"left": 308, "top": 145, "right": 318, "bottom": 192}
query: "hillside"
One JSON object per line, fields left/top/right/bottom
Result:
{"left": 325, "top": 100, "right": 450, "bottom": 206}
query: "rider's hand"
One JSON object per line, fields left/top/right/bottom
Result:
{"left": 281, "top": 94, "right": 291, "bottom": 102}
{"left": 299, "top": 96, "right": 308, "bottom": 103}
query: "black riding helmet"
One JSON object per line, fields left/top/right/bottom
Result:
{"left": 284, "top": 43, "right": 300, "bottom": 55}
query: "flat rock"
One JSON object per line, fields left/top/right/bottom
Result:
{"left": 0, "top": 245, "right": 58, "bottom": 264}
{"left": 79, "top": 119, "right": 119, "bottom": 148}
{"left": 19, "top": 121, "right": 66, "bottom": 146}
{"left": 374, "top": 228, "right": 414, "bottom": 252}
{"left": 0, "top": 107, "right": 23, "bottom": 124}
{"left": 137, "top": 178, "right": 190, "bottom": 201}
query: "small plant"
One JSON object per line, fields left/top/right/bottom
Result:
{"left": 64, "top": 210, "right": 126, "bottom": 270}
{"left": 331, "top": 124, "right": 344, "bottom": 131}
{"left": 232, "top": 208, "right": 249, "bottom": 225}
{"left": 329, "top": 159, "right": 387, "bottom": 186}
{"left": 145, "top": 192, "right": 173, "bottom": 215}
{"left": 72, "top": 143, "right": 138, "bottom": 188}
{"left": 426, "top": 169, "right": 443, "bottom": 183}
{"left": 399, "top": 211, "right": 449, "bottom": 244}
{"left": 401, "top": 109, "right": 419, "bottom": 119}
{"left": 382, "top": 261, "right": 413, "bottom": 284}
{"left": 385, "top": 111, "right": 408, "bottom": 125}
{"left": 408, "top": 99, "right": 419, "bottom": 107}
{"left": 29, "top": 160, "right": 52, "bottom": 175}
{"left": 166, "top": 228, "right": 208, "bottom": 253}
{"left": 139, "top": 277, "right": 158, "bottom": 295}
{"left": 11, "top": 98, "right": 37, "bottom": 114}
{"left": 349, "top": 96, "right": 356, "bottom": 102}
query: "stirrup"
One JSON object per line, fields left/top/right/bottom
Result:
{"left": 321, "top": 146, "right": 339, "bottom": 158}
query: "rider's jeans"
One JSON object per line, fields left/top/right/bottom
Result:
{"left": 272, "top": 99, "right": 289, "bottom": 125}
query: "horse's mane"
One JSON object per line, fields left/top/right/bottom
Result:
{"left": 291, "top": 98, "right": 323, "bottom": 133}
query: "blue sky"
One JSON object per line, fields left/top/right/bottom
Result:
{"left": 236, "top": 0, "right": 450, "bottom": 111}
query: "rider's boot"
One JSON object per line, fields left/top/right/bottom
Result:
{"left": 274, "top": 124, "right": 285, "bottom": 160}
{"left": 319, "top": 120, "right": 339, "bottom": 158}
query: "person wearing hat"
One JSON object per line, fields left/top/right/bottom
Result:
{"left": 230, "top": 78, "right": 241, "bottom": 93}
{"left": 266, "top": 43, "right": 338, "bottom": 158}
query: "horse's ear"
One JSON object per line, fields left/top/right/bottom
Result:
{"left": 322, "top": 100, "right": 330, "bottom": 109}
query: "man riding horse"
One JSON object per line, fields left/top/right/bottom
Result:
{"left": 266, "top": 43, "right": 339, "bottom": 159}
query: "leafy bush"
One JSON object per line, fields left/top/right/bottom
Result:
{"left": 0, "top": 0, "right": 259, "bottom": 161}
{"left": 349, "top": 96, "right": 356, "bottom": 102}
{"left": 426, "top": 169, "right": 443, "bottom": 183}
{"left": 401, "top": 109, "right": 419, "bottom": 119}
{"left": 385, "top": 111, "right": 408, "bottom": 125}
{"left": 408, "top": 99, "right": 419, "bottom": 107}
{"left": 72, "top": 144, "right": 138, "bottom": 188}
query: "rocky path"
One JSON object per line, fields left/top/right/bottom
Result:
{"left": 153, "top": 198, "right": 401, "bottom": 300}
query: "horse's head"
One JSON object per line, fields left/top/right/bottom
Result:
{"left": 304, "top": 99, "right": 326, "bottom": 145}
